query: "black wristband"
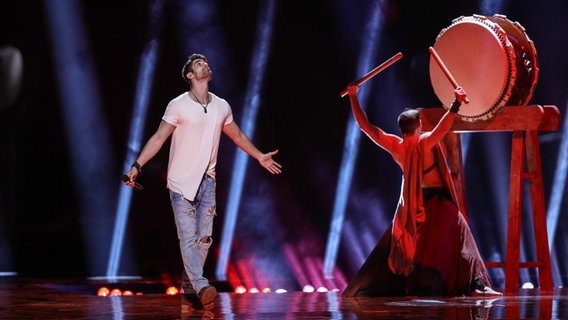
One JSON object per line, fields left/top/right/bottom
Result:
{"left": 131, "top": 161, "right": 142, "bottom": 173}
{"left": 449, "top": 99, "right": 461, "bottom": 113}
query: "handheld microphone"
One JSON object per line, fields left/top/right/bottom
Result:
{"left": 121, "top": 174, "right": 144, "bottom": 190}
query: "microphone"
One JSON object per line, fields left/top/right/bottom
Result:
{"left": 121, "top": 174, "right": 144, "bottom": 190}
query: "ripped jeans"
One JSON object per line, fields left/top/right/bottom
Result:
{"left": 169, "top": 176, "right": 216, "bottom": 294}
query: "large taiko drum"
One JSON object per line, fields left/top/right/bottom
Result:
{"left": 429, "top": 14, "right": 539, "bottom": 122}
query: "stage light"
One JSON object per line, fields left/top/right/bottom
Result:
{"left": 43, "top": 0, "right": 116, "bottom": 277}
{"left": 262, "top": 288, "right": 272, "bottom": 293}
{"left": 166, "top": 286, "right": 179, "bottom": 295}
{"left": 0, "top": 272, "right": 17, "bottom": 277}
{"left": 110, "top": 289, "right": 122, "bottom": 296}
{"left": 304, "top": 257, "right": 326, "bottom": 291}
{"left": 343, "top": 220, "right": 374, "bottom": 268}
{"left": 226, "top": 263, "right": 245, "bottom": 293}
{"left": 331, "top": 265, "right": 348, "bottom": 291}
{"left": 122, "top": 290, "right": 133, "bottom": 296}
{"left": 317, "top": 287, "right": 329, "bottom": 293}
{"left": 216, "top": 0, "right": 277, "bottom": 281}
{"left": 97, "top": 287, "right": 110, "bottom": 297}
{"left": 323, "top": 1, "right": 385, "bottom": 278}
{"left": 234, "top": 258, "right": 260, "bottom": 295}
{"left": 283, "top": 244, "right": 310, "bottom": 289}
{"left": 108, "top": 0, "right": 164, "bottom": 279}
{"left": 235, "top": 286, "right": 247, "bottom": 294}
{"left": 0, "top": 47, "right": 22, "bottom": 273}
{"left": 249, "top": 288, "right": 260, "bottom": 294}
{"left": 303, "top": 285, "right": 315, "bottom": 293}
{"left": 0, "top": 45, "right": 23, "bottom": 108}
{"left": 546, "top": 100, "right": 568, "bottom": 285}
{"left": 275, "top": 289, "right": 287, "bottom": 294}
{"left": 522, "top": 282, "right": 535, "bottom": 289}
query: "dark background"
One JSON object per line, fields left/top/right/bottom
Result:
{"left": 1, "top": 0, "right": 567, "bottom": 290}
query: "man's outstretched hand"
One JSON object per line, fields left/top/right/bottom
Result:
{"left": 259, "top": 150, "right": 282, "bottom": 174}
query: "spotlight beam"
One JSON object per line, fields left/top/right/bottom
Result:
{"left": 323, "top": 2, "right": 385, "bottom": 278}
{"left": 216, "top": 0, "right": 277, "bottom": 280}
{"left": 107, "top": 0, "right": 164, "bottom": 278}
{"left": 43, "top": 0, "right": 116, "bottom": 276}
{"left": 546, "top": 101, "right": 568, "bottom": 285}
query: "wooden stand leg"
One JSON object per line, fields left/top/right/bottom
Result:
{"left": 525, "top": 131, "right": 553, "bottom": 293}
{"left": 505, "top": 131, "right": 525, "bottom": 294}
{"left": 504, "top": 130, "right": 553, "bottom": 294}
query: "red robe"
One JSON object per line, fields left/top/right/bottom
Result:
{"left": 343, "top": 142, "right": 492, "bottom": 297}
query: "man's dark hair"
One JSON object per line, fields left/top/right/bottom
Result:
{"left": 181, "top": 53, "right": 207, "bottom": 85}
{"left": 397, "top": 108, "right": 421, "bottom": 134}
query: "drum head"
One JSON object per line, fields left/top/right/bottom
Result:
{"left": 429, "top": 16, "right": 515, "bottom": 121}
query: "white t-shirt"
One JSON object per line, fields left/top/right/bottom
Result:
{"left": 162, "top": 92, "right": 233, "bottom": 201}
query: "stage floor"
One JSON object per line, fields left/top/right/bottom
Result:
{"left": 1, "top": 278, "right": 567, "bottom": 319}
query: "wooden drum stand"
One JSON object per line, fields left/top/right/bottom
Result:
{"left": 421, "top": 105, "right": 562, "bottom": 295}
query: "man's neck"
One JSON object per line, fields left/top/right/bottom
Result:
{"left": 403, "top": 133, "right": 420, "bottom": 141}
{"left": 190, "top": 83, "right": 209, "bottom": 101}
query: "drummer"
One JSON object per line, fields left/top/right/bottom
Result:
{"left": 341, "top": 84, "right": 502, "bottom": 297}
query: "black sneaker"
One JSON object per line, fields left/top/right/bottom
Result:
{"left": 198, "top": 285, "right": 217, "bottom": 306}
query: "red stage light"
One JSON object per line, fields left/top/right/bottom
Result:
{"left": 97, "top": 287, "right": 110, "bottom": 297}
{"left": 110, "top": 289, "right": 122, "bottom": 296}
{"left": 166, "top": 286, "right": 179, "bottom": 295}
{"left": 235, "top": 286, "right": 247, "bottom": 294}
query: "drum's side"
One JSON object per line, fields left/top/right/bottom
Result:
{"left": 487, "top": 15, "right": 539, "bottom": 107}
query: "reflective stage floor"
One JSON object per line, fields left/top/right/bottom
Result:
{"left": 1, "top": 278, "right": 568, "bottom": 319}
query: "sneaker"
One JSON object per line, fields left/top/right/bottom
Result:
{"left": 198, "top": 285, "right": 217, "bottom": 306}
{"left": 472, "top": 286, "right": 503, "bottom": 297}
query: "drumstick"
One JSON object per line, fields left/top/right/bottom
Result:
{"left": 340, "top": 52, "right": 403, "bottom": 97}
{"left": 428, "top": 47, "right": 469, "bottom": 104}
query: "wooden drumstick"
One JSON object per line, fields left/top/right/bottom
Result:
{"left": 340, "top": 52, "right": 403, "bottom": 97}
{"left": 429, "top": 46, "right": 469, "bottom": 104}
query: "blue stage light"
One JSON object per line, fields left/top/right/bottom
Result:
{"left": 547, "top": 102, "right": 568, "bottom": 286}
{"left": 107, "top": 0, "right": 164, "bottom": 278}
{"left": 216, "top": 0, "right": 277, "bottom": 281}
{"left": 44, "top": 0, "right": 116, "bottom": 276}
{"left": 323, "top": 2, "right": 384, "bottom": 278}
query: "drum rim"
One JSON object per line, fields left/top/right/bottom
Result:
{"left": 486, "top": 14, "right": 540, "bottom": 107}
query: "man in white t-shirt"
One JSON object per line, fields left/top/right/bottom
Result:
{"left": 123, "top": 53, "right": 282, "bottom": 309}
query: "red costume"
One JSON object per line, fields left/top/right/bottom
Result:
{"left": 343, "top": 142, "right": 493, "bottom": 296}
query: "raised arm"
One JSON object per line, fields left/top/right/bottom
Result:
{"left": 420, "top": 86, "right": 467, "bottom": 149}
{"left": 222, "top": 121, "right": 282, "bottom": 174}
{"left": 346, "top": 84, "right": 401, "bottom": 154}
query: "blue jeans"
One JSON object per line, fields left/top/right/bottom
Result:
{"left": 169, "top": 176, "right": 216, "bottom": 294}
